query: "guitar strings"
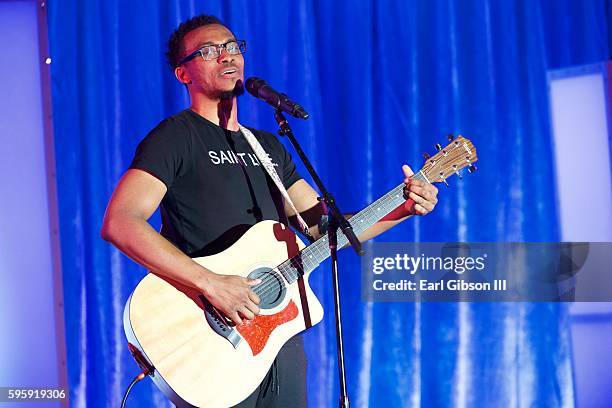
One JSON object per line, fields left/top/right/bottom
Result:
{"left": 249, "top": 180, "right": 414, "bottom": 301}
{"left": 252, "top": 184, "right": 406, "bottom": 300}
{"left": 246, "top": 140, "right": 476, "bottom": 300}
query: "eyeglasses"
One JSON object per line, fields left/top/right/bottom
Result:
{"left": 178, "top": 40, "right": 246, "bottom": 66}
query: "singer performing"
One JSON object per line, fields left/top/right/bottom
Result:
{"left": 101, "top": 14, "right": 440, "bottom": 407}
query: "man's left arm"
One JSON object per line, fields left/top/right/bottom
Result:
{"left": 285, "top": 164, "right": 439, "bottom": 242}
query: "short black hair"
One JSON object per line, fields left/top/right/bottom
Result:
{"left": 166, "top": 14, "right": 226, "bottom": 69}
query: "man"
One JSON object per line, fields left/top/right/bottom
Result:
{"left": 101, "top": 14, "right": 438, "bottom": 407}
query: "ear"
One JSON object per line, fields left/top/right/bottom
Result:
{"left": 174, "top": 66, "right": 192, "bottom": 85}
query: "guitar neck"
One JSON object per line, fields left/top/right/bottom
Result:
{"left": 277, "top": 134, "right": 478, "bottom": 282}
{"left": 278, "top": 172, "right": 428, "bottom": 283}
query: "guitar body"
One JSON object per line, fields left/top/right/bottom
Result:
{"left": 124, "top": 220, "right": 324, "bottom": 408}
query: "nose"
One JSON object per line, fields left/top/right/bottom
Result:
{"left": 217, "top": 47, "right": 233, "bottom": 63}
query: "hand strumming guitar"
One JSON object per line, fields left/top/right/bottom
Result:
{"left": 197, "top": 272, "right": 262, "bottom": 326}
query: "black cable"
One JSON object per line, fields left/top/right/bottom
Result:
{"left": 120, "top": 370, "right": 148, "bottom": 408}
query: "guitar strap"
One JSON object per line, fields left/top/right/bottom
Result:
{"left": 239, "top": 125, "right": 313, "bottom": 241}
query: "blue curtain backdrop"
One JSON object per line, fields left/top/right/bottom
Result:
{"left": 47, "top": 0, "right": 610, "bottom": 406}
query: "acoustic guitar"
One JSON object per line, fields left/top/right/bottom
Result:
{"left": 123, "top": 135, "right": 477, "bottom": 407}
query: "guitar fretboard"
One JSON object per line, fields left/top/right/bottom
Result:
{"left": 277, "top": 172, "right": 427, "bottom": 283}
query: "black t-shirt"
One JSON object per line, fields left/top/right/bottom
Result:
{"left": 129, "top": 109, "right": 302, "bottom": 257}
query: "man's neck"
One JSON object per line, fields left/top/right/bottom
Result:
{"left": 190, "top": 94, "right": 239, "bottom": 131}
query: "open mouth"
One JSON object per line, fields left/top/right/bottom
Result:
{"left": 221, "top": 68, "right": 238, "bottom": 76}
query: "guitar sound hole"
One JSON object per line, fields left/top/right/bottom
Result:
{"left": 248, "top": 267, "right": 286, "bottom": 310}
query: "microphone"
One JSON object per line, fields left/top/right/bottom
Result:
{"left": 245, "top": 77, "right": 309, "bottom": 119}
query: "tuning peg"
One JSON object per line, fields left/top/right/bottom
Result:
{"left": 452, "top": 165, "right": 462, "bottom": 180}
{"left": 439, "top": 173, "right": 449, "bottom": 187}
{"left": 435, "top": 143, "right": 442, "bottom": 151}
{"left": 422, "top": 152, "right": 431, "bottom": 160}
{"left": 468, "top": 164, "right": 477, "bottom": 173}
{"left": 447, "top": 133, "right": 455, "bottom": 142}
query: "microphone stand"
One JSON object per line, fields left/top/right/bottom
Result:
{"left": 274, "top": 110, "right": 361, "bottom": 408}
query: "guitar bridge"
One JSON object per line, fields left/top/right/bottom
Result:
{"left": 199, "top": 295, "right": 243, "bottom": 348}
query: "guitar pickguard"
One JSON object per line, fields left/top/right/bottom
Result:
{"left": 237, "top": 300, "right": 298, "bottom": 356}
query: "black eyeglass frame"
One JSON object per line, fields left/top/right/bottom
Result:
{"left": 177, "top": 40, "right": 247, "bottom": 67}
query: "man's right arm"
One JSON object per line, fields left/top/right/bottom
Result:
{"left": 100, "top": 168, "right": 260, "bottom": 325}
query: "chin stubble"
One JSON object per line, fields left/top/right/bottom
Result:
{"left": 219, "top": 79, "right": 245, "bottom": 100}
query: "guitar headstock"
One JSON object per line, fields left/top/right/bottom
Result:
{"left": 418, "top": 134, "right": 478, "bottom": 186}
